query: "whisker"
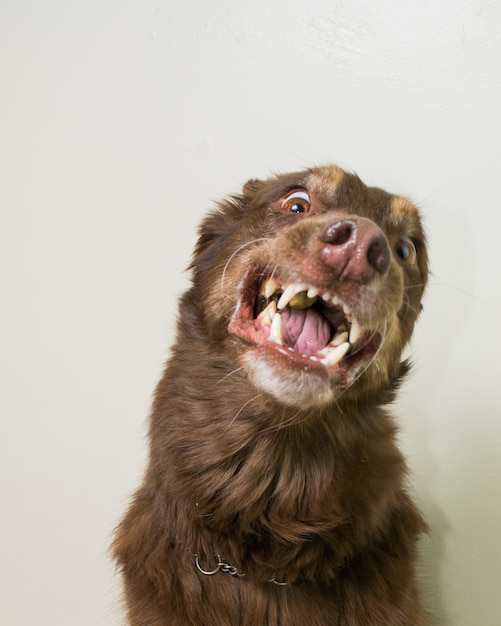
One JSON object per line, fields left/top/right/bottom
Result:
{"left": 258, "top": 407, "right": 306, "bottom": 434}
{"left": 401, "top": 292, "right": 422, "bottom": 319}
{"left": 335, "top": 318, "right": 395, "bottom": 402}
{"left": 214, "top": 365, "right": 247, "bottom": 386}
{"left": 220, "top": 238, "right": 270, "bottom": 295}
{"left": 426, "top": 280, "right": 501, "bottom": 309}
{"left": 404, "top": 282, "right": 428, "bottom": 292}
{"left": 224, "top": 394, "right": 264, "bottom": 432}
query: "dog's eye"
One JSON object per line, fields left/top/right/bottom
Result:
{"left": 395, "top": 237, "right": 417, "bottom": 265}
{"left": 282, "top": 191, "right": 311, "bottom": 214}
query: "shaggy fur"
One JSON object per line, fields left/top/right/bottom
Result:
{"left": 113, "top": 164, "right": 430, "bottom": 625}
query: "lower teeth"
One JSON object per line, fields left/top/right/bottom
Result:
{"left": 321, "top": 341, "right": 351, "bottom": 366}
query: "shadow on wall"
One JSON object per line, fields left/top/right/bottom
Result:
{"left": 400, "top": 199, "right": 476, "bottom": 625}
{"left": 419, "top": 496, "right": 450, "bottom": 623}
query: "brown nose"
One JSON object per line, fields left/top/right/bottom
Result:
{"left": 318, "top": 217, "right": 391, "bottom": 283}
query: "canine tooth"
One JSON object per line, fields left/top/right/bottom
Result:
{"left": 322, "top": 342, "right": 350, "bottom": 367}
{"left": 261, "top": 276, "right": 281, "bottom": 299}
{"left": 261, "top": 300, "right": 278, "bottom": 326}
{"left": 349, "top": 319, "right": 364, "bottom": 345}
{"left": 269, "top": 311, "right": 284, "bottom": 344}
{"left": 277, "top": 284, "right": 305, "bottom": 310}
{"left": 331, "top": 331, "right": 349, "bottom": 346}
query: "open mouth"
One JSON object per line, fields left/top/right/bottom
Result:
{"left": 228, "top": 269, "right": 381, "bottom": 372}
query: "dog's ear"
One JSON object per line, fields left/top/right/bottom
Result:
{"left": 188, "top": 197, "right": 245, "bottom": 279}
{"left": 242, "top": 178, "right": 265, "bottom": 198}
{"left": 190, "top": 178, "right": 265, "bottom": 275}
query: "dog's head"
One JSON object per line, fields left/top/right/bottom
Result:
{"left": 190, "top": 165, "right": 428, "bottom": 408}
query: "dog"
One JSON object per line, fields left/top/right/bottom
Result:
{"left": 113, "top": 164, "right": 430, "bottom": 625}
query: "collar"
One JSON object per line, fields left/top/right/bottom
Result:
{"left": 194, "top": 553, "right": 290, "bottom": 586}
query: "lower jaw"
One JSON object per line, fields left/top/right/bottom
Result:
{"left": 269, "top": 343, "right": 329, "bottom": 369}
{"left": 241, "top": 344, "right": 343, "bottom": 408}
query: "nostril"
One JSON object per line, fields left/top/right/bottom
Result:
{"left": 367, "top": 236, "right": 391, "bottom": 274}
{"left": 318, "top": 220, "right": 356, "bottom": 246}
{"left": 318, "top": 217, "right": 391, "bottom": 281}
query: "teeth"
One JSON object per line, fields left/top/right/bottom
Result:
{"left": 321, "top": 341, "right": 351, "bottom": 367}
{"left": 261, "top": 276, "right": 281, "bottom": 299}
{"left": 277, "top": 283, "right": 307, "bottom": 310}
{"left": 269, "top": 310, "right": 284, "bottom": 344}
{"left": 260, "top": 300, "right": 277, "bottom": 326}
{"left": 321, "top": 290, "right": 333, "bottom": 304}
{"left": 336, "top": 321, "right": 350, "bottom": 334}
{"left": 348, "top": 319, "right": 364, "bottom": 345}
{"left": 259, "top": 278, "right": 366, "bottom": 354}
{"left": 289, "top": 291, "right": 318, "bottom": 309}
{"left": 321, "top": 292, "right": 342, "bottom": 309}
{"left": 330, "top": 331, "right": 349, "bottom": 347}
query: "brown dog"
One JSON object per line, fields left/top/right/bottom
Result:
{"left": 113, "top": 164, "right": 430, "bottom": 625}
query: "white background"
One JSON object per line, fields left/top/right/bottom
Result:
{"left": 1, "top": 1, "right": 500, "bottom": 624}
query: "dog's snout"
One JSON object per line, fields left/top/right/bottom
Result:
{"left": 318, "top": 217, "right": 391, "bottom": 282}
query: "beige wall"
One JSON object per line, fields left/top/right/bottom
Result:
{"left": 1, "top": 1, "right": 500, "bottom": 624}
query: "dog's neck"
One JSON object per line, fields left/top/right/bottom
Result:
{"left": 183, "top": 409, "right": 406, "bottom": 587}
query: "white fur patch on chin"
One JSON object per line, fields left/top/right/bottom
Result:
{"left": 242, "top": 350, "right": 335, "bottom": 408}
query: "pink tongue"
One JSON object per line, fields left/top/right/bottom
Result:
{"left": 280, "top": 308, "right": 331, "bottom": 356}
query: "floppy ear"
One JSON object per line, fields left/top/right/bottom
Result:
{"left": 188, "top": 197, "right": 246, "bottom": 278}
{"left": 190, "top": 174, "right": 268, "bottom": 274}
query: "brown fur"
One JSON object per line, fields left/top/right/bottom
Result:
{"left": 113, "top": 164, "right": 430, "bottom": 625}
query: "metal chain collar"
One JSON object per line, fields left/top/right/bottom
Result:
{"left": 194, "top": 554, "right": 288, "bottom": 586}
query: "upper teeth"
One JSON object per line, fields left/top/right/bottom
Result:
{"left": 277, "top": 283, "right": 310, "bottom": 310}
{"left": 263, "top": 276, "right": 281, "bottom": 299}
{"left": 259, "top": 277, "right": 366, "bottom": 349}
